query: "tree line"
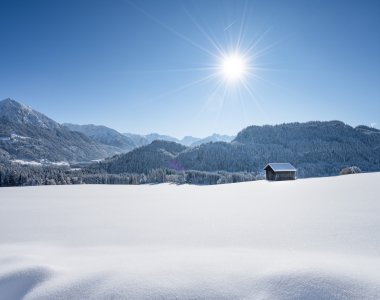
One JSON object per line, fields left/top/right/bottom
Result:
{"left": 0, "top": 163, "right": 258, "bottom": 187}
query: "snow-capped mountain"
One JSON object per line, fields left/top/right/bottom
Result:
{"left": 180, "top": 136, "right": 201, "bottom": 146}
{"left": 63, "top": 123, "right": 136, "bottom": 153}
{"left": 144, "top": 133, "right": 180, "bottom": 144}
{"left": 190, "top": 134, "right": 235, "bottom": 147}
{"left": 0, "top": 98, "right": 60, "bottom": 129}
{"left": 0, "top": 98, "right": 109, "bottom": 162}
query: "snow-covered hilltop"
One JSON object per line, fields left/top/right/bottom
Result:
{"left": 0, "top": 99, "right": 110, "bottom": 162}
{"left": 0, "top": 98, "right": 60, "bottom": 129}
{"left": 0, "top": 173, "right": 380, "bottom": 299}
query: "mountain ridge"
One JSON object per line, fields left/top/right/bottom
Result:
{"left": 63, "top": 123, "right": 136, "bottom": 153}
{"left": 0, "top": 98, "right": 60, "bottom": 130}
{"left": 1, "top": 98, "right": 380, "bottom": 179}
{"left": 0, "top": 99, "right": 110, "bottom": 162}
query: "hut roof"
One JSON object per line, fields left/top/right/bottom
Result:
{"left": 263, "top": 163, "right": 297, "bottom": 172}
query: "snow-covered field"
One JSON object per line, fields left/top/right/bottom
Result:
{"left": 1, "top": 173, "right": 380, "bottom": 299}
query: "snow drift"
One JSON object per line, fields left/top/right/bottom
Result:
{"left": 0, "top": 173, "right": 380, "bottom": 299}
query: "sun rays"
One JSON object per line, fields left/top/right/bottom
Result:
{"left": 127, "top": 0, "right": 278, "bottom": 127}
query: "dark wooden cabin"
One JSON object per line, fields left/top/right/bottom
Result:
{"left": 263, "top": 163, "right": 297, "bottom": 181}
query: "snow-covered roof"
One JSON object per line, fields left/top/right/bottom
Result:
{"left": 263, "top": 163, "right": 297, "bottom": 172}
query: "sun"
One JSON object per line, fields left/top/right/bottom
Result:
{"left": 220, "top": 53, "right": 247, "bottom": 83}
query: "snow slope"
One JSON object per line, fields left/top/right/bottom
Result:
{"left": 0, "top": 173, "right": 380, "bottom": 299}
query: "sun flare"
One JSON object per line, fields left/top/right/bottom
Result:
{"left": 220, "top": 53, "right": 247, "bottom": 82}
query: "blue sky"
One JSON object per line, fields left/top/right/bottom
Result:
{"left": 0, "top": 0, "right": 379, "bottom": 138}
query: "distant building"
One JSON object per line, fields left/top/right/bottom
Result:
{"left": 263, "top": 163, "right": 297, "bottom": 181}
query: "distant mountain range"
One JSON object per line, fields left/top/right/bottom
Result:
{"left": 0, "top": 98, "right": 234, "bottom": 162}
{"left": 122, "top": 132, "right": 234, "bottom": 147}
{"left": 63, "top": 124, "right": 234, "bottom": 151}
{"left": 1, "top": 98, "right": 380, "bottom": 178}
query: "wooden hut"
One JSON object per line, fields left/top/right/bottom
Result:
{"left": 263, "top": 163, "right": 297, "bottom": 181}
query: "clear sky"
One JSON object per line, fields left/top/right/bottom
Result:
{"left": 0, "top": 0, "right": 379, "bottom": 138}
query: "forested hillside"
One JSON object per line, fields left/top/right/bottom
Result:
{"left": 95, "top": 121, "right": 380, "bottom": 178}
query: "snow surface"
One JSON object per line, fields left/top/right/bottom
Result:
{"left": 1, "top": 173, "right": 380, "bottom": 299}
{"left": 10, "top": 160, "right": 42, "bottom": 166}
{"left": 10, "top": 160, "right": 70, "bottom": 167}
